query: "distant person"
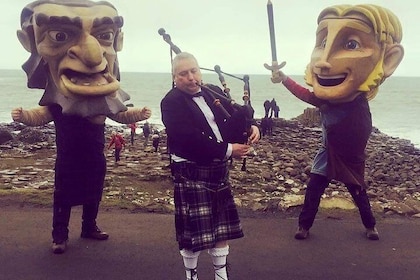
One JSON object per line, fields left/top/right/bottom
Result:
{"left": 267, "top": 4, "right": 404, "bottom": 241}
{"left": 142, "top": 121, "right": 151, "bottom": 148}
{"left": 260, "top": 117, "right": 266, "bottom": 136}
{"left": 128, "top": 123, "right": 137, "bottom": 145}
{"left": 108, "top": 131, "right": 125, "bottom": 162}
{"left": 152, "top": 130, "right": 160, "bottom": 152}
{"left": 273, "top": 104, "right": 280, "bottom": 118}
{"left": 269, "top": 98, "right": 277, "bottom": 118}
{"left": 261, "top": 117, "right": 273, "bottom": 137}
{"left": 267, "top": 117, "right": 273, "bottom": 136}
{"left": 263, "top": 99, "right": 271, "bottom": 118}
{"left": 161, "top": 52, "right": 260, "bottom": 280}
{"left": 260, "top": 117, "right": 268, "bottom": 137}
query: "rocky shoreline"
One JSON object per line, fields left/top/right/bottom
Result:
{"left": 0, "top": 109, "right": 419, "bottom": 218}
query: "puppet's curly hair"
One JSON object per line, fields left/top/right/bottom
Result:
{"left": 317, "top": 4, "right": 402, "bottom": 44}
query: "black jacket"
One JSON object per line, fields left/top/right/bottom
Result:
{"left": 161, "top": 84, "right": 252, "bottom": 164}
{"left": 50, "top": 104, "right": 106, "bottom": 206}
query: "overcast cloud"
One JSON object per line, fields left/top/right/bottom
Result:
{"left": 1, "top": 0, "right": 418, "bottom": 76}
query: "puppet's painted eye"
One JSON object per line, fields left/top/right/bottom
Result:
{"left": 48, "top": 31, "right": 69, "bottom": 42}
{"left": 97, "top": 32, "right": 114, "bottom": 41}
{"left": 345, "top": 39, "right": 360, "bottom": 50}
{"left": 321, "top": 38, "right": 327, "bottom": 48}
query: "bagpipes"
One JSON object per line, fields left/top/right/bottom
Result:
{"left": 158, "top": 28, "right": 255, "bottom": 171}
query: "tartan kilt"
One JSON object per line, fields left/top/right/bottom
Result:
{"left": 172, "top": 161, "right": 244, "bottom": 252}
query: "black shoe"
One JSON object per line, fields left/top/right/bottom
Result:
{"left": 366, "top": 227, "right": 379, "bottom": 240}
{"left": 294, "top": 226, "right": 309, "bottom": 240}
{"left": 52, "top": 240, "right": 68, "bottom": 254}
{"left": 81, "top": 226, "right": 109, "bottom": 240}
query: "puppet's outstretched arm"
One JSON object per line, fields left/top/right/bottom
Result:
{"left": 108, "top": 107, "right": 152, "bottom": 124}
{"left": 11, "top": 106, "right": 53, "bottom": 126}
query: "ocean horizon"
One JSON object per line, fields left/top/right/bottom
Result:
{"left": 1, "top": 69, "right": 419, "bottom": 148}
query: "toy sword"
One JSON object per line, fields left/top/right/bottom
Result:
{"left": 264, "top": 0, "right": 286, "bottom": 74}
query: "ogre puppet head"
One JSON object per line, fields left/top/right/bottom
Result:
{"left": 304, "top": 4, "right": 404, "bottom": 103}
{"left": 17, "top": 0, "right": 130, "bottom": 117}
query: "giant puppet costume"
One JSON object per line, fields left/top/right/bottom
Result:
{"left": 268, "top": 4, "right": 404, "bottom": 240}
{"left": 11, "top": 0, "right": 151, "bottom": 254}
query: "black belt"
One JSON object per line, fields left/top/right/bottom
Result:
{"left": 171, "top": 160, "right": 228, "bottom": 183}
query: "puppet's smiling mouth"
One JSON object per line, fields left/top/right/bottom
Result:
{"left": 317, "top": 74, "right": 346, "bottom": 86}
{"left": 61, "top": 69, "right": 119, "bottom": 96}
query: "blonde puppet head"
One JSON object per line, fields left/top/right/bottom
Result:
{"left": 304, "top": 4, "right": 404, "bottom": 102}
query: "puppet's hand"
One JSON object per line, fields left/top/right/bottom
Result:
{"left": 11, "top": 106, "right": 52, "bottom": 126}
{"left": 271, "top": 71, "right": 288, "bottom": 84}
{"left": 109, "top": 107, "right": 152, "bottom": 124}
{"left": 139, "top": 107, "right": 152, "bottom": 121}
{"left": 11, "top": 107, "right": 24, "bottom": 122}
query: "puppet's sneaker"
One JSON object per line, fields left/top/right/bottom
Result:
{"left": 52, "top": 240, "right": 67, "bottom": 254}
{"left": 294, "top": 226, "right": 309, "bottom": 240}
{"left": 366, "top": 227, "right": 379, "bottom": 240}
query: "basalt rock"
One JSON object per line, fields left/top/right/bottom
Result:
{"left": 0, "top": 129, "right": 13, "bottom": 144}
{"left": 17, "top": 127, "right": 51, "bottom": 144}
{"left": 0, "top": 114, "right": 419, "bottom": 217}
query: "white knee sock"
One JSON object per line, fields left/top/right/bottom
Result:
{"left": 208, "top": 246, "right": 229, "bottom": 280}
{"left": 180, "top": 249, "right": 201, "bottom": 280}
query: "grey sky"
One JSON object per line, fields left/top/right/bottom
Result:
{"left": 1, "top": 0, "right": 418, "bottom": 76}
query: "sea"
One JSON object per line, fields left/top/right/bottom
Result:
{"left": 1, "top": 69, "right": 419, "bottom": 148}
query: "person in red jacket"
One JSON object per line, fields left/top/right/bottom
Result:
{"left": 108, "top": 131, "right": 125, "bottom": 162}
{"left": 128, "top": 123, "right": 137, "bottom": 145}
